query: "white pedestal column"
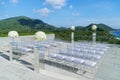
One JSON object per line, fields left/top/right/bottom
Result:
{"left": 93, "top": 32, "right": 96, "bottom": 43}
{"left": 71, "top": 32, "right": 74, "bottom": 43}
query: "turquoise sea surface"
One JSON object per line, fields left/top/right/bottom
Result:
{"left": 110, "top": 30, "right": 120, "bottom": 38}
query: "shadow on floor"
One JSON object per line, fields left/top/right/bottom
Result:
{"left": 17, "top": 59, "right": 34, "bottom": 71}
{"left": 0, "top": 52, "right": 9, "bottom": 61}
{"left": 0, "top": 52, "right": 34, "bottom": 71}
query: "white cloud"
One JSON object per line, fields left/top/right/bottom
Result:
{"left": 34, "top": 8, "right": 51, "bottom": 17}
{"left": 10, "top": 0, "right": 18, "bottom": 4}
{"left": 72, "top": 12, "right": 80, "bottom": 16}
{"left": 69, "top": 5, "right": 73, "bottom": 9}
{"left": 44, "top": 0, "right": 66, "bottom": 9}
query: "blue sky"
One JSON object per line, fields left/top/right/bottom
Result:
{"left": 0, "top": 0, "right": 120, "bottom": 29}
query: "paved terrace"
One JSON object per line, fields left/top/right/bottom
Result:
{"left": 95, "top": 45, "right": 120, "bottom": 80}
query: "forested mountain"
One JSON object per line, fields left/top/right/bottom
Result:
{"left": 0, "top": 16, "right": 115, "bottom": 34}
{"left": 85, "top": 23, "right": 115, "bottom": 31}
{"left": 0, "top": 16, "right": 115, "bottom": 33}
{"left": 0, "top": 16, "right": 57, "bottom": 33}
{"left": 75, "top": 23, "right": 115, "bottom": 31}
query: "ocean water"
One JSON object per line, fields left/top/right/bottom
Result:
{"left": 110, "top": 30, "right": 120, "bottom": 38}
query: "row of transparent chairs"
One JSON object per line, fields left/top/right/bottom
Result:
{"left": 45, "top": 42, "right": 109, "bottom": 78}
{"left": 10, "top": 39, "right": 108, "bottom": 78}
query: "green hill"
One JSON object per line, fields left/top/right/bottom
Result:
{"left": 0, "top": 16, "right": 115, "bottom": 33}
{"left": 0, "top": 16, "right": 57, "bottom": 33}
{"left": 85, "top": 23, "right": 115, "bottom": 31}
{"left": 70, "top": 23, "right": 115, "bottom": 31}
{"left": 0, "top": 16, "right": 116, "bottom": 38}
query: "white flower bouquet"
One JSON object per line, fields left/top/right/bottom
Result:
{"left": 35, "top": 31, "right": 46, "bottom": 41}
{"left": 70, "top": 26, "right": 75, "bottom": 31}
{"left": 8, "top": 31, "right": 19, "bottom": 37}
{"left": 92, "top": 25, "right": 97, "bottom": 31}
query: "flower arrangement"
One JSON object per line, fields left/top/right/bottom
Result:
{"left": 8, "top": 31, "right": 19, "bottom": 37}
{"left": 35, "top": 31, "right": 46, "bottom": 41}
{"left": 70, "top": 26, "right": 75, "bottom": 31}
{"left": 92, "top": 25, "right": 97, "bottom": 31}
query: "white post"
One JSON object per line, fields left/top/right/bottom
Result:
{"left": 34, "top": 47, "right": 39, "bottom": 73}
{"left": 93, "top": 31, "right": 96, "bottom": 43}
{"left": 70, "top": 26, "right": 75, "bottom": 43}
{"left": 71, "top": 31, "right": 74, "bottom": 43}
